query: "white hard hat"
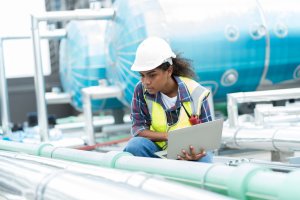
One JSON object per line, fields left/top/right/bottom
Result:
{"left": 131, "top": 37, "right": 176, "bottom": 71}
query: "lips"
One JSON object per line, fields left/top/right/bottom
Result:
{"left": 146, "top": 88, "right": 155, "bottom": 93}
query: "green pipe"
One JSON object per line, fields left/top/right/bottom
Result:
{"left": 0, "top": 140, "right": 300, "bottom": 199}
{"left": 0, "top": 140, "right": 52, "bottom": 155}
{"left": 245, "top": 170, "right": 286, "bottom": 199}
{"left": 0, "top": 140, "right": 131, "bottom": 166}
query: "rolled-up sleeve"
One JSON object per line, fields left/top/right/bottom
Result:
{"left": 130, "top": 82, "right": 151, "bottom": 136}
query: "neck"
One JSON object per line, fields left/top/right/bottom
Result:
{"left": 161, "top": 76, "right": 178, "bottom": 97}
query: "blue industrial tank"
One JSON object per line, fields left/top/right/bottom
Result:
{"left": 59, "top": 0, "right": 300, "bottom": 110}
{"left": 105, "top": 0, "right": 300, "bottom": 106}
{"left": 59, "top": 21, "right": 124, "bottom": 111}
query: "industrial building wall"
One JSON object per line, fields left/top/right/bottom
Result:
{"left": 5, "top": 77, "right": 77, "bottom": 125}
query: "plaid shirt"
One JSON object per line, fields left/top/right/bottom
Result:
{"left": 131, "top": 76, "right": 212, "bottom": 136}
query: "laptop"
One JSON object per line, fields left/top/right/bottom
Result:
{"left": 155, "top": 118, "right": 224, "bottom": 159}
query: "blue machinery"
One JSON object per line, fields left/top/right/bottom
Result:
{"left": 59, "top": 0, "right": 300, "bottom": 145}
{"left": 60, "top": 0, "right": 300, "bottom": 107}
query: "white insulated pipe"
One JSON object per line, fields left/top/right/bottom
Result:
{"left": 0, "top": 151, "right": 231, "bottom": 200}
{"left": 222, "top": 126, "right": 300, "bottom": 151}
{"left": 255, "top": 104, "right": 300, "bottom": 125}
{"left": 34, "top": 8, "right": 115, "bottom": 21}
{"left": 227, "top": 88, "right": 300, "bottom": 127}
{"left": 0, "top": 39, "right": 10, "bottom": 134}
{"left": 82, "top": 85, "right": 123, "bottom": 145}
{"left": 31, "top": 16, "right": 50, "bottom": 141}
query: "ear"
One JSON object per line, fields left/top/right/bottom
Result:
{"left": 167, "top": 66, "right": 173, "bottom": 76}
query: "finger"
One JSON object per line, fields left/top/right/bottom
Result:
{"left": 189, "top": 145, "right": 197, "bottom": 156}
{"left": 200, "top": 148, "right": 205, "bottom": 154}
{"left": 177, "top": 155, "right": 184, "bottom": 160}
{"left": 182, "top": 149, "right": 191, "bottom": 160}
{"left": 195, "top": 151, "right": 207, "bottom": 160}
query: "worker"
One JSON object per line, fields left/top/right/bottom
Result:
{"left": 124, "top": 36, "right": 213, "bottom": 162}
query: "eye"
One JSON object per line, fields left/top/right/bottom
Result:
{"left": 149, "top": 73, "right": 156, "bottom": 78}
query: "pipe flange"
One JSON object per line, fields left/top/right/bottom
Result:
{"left": 233, "top": 127, "right": 242, "bottom": 148}
{"left": 249, "top": 23, "right": 266, "bottom": 40}
{"left": 274, "top": 22, "right": 288, "bottom": 38}
{"left": 225, "top": 24, "right": 239, "bottom": 42}
{"left": 271, "top": 128, "right": 282, "bottom": 151}
{"left": 37, "top": 143, "right": 54, "bottom": 156}
{"left": 201, "top": 163, "right": 224, "bottom": 189}
{"left": 293, "top": 64, "right": 300, "bottom": 80}
{"left": 101, "top": 151, "right": 133, "bottom": 168}
{"left": 221, "top": 69, "right": 238, "bottom": 86}
{"left": 228, "top": 164, "right": 268, "bottom": 199}
{"left": 35, "top": 169, "right": 66, "bottom": 200}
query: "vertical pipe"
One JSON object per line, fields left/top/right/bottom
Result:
{"left": 0, "top": 39, "right": 11, "bottom": 134}
{"left": 255, "top": 0, "right": 271, "bottom": 88}
{"left": 227, "top": 94, "right": 238, "bottom": 128}
{"left": 83, "top": 93, "right": 95, "bottom": 145}
{"left": 30, "top": 15, "right": 49, "bottom": 142}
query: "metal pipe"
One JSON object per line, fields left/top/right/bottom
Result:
{"left": 227, "top": 88, "right": 300, "bottom": 127}
{"left": 0, "top": 140, "right": 300, "bottom": 199}
{"left": 213, "top": 156, "right": 300, "bottom": 173}
{"left": 0, "top": 39, "right": 11, "bottom": 134}
{"left": 0, "top": 156, "right": 169, "bottom": 200}
{"left": 30, "top": 9, "right": 115, "bottom": 143}
{"left": 82, "top": 85, "right": 123, "bottom": 145}
{"left": 256, "top": 0, "right": 271, "bottom": 88}
{"left": 34, "top": 9, "right": 115, "bottom": 21}
{"left": 255, "top": 104, "right": 300, "bottom": 125}
{"left": 262, "top": 115, "right": 300, "bottom": 124}
{"left": 0, "top": 29, "right": 67, "bottom": 40}
{"left": 227, "top": 94, "right": 239, "bottom": 128}
{"left": 45, "top": 92, "right": 71, "bottom": 104}
{"left": 113, "top": 154, "right": 300, "bottom": 199}
{"left": 102, "top": 123, "right": 131, "bottom": 134}
{"left": 82, "top": 94, "right": 94, "bottom": 145}
{"left": 0, "top": 151, "right": 231, "bottom": 200}
{"left": 222, "top": 126, "right": 300, "bottom": 151}
{"left": 31, "top": 15, "right": 49, "bottom": 142}
{"left": 0, "top": 30, "right": 66, "bottom": 136}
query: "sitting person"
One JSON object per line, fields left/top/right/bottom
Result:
{"left": 124, "top": 37, "right": 213, "bottom": 162}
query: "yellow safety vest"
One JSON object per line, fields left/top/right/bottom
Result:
{"left": 144, "top": 76, "right": 210, "bottom": 149}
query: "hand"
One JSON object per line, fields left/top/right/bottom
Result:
{"left": 177, "top": 146, "right": 206, "bottom": 161}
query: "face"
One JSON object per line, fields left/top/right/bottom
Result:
{"left": 139, "top": 67, "right": 172, "bottom": 94}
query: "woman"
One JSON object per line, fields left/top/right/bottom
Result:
{"left": 124, "top": 37, "right": 213, "bottom": 162}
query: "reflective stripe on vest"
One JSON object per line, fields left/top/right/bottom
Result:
{"left": 144, "top": 76, "right": 210, "bottom": 149}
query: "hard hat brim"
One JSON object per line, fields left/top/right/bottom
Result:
{"left": 131, "top": 54, "right": 176, "bottom": 72}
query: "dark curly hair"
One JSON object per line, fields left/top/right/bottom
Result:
{"left": 157, "top": 54, "right": 196, "bottom": 79}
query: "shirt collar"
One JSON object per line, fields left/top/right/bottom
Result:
{"left": 143, "top": 76, "right": 192, "bottom": 104}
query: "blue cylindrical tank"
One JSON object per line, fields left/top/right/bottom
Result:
{"left": 105, "top": 0, "right": 300, "bottom": 106}
{"left": 59, "top": 21, "right": 124, "bottom": 111}
{"left": 258, "top": 0, "right": 300, "bottom": 86}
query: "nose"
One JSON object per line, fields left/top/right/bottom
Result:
{"left": 142, "top": 76, "right": 151, "bottom": 86}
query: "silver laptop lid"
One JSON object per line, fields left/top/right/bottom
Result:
{"left": 167, "top": 118, "right": 224, "bottom": 159}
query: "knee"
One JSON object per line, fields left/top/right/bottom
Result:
{"left": 198, "top": 151, "right": 214, "bottom": 163}
{"left": 124, "top": 137, "right": 147, "bottom": 155}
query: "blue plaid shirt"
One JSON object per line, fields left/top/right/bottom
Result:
{"left": 131, "top": 76, "right": 212, "bottom": 136}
